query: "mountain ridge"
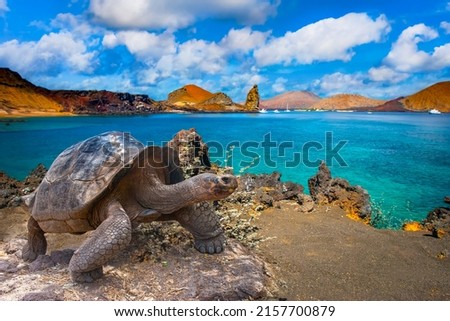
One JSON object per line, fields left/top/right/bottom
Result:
{"left": 0, "top": 68, "right": 449, "bottom": 116}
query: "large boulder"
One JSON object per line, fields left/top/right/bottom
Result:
{"left": 232, "top": 172, "right": 313, "bottom": 212}
{"left": 422, "top": 197, "right": 450, "bottom": 238}
{"left": 308, "top": 162, "right": 371, "bottom": 221}
{"left": 245, "top": 85, "right": 260, "bottom": 110}
{"left": 166, "top": 128, "right": 212, "bottom": 178}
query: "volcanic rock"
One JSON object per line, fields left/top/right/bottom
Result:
{"left": 423, "top": 198, "right": 450, "bottom": 238}
{"left": 308, "top": 162, "right": 372, "bottom": 221}
{"left": 0, "top": 164, "right": 47, "bottom": 208}
{"left": 166, "top": 128, "right": 212, "bottom": 178}
{"left": 245, "top": 85, "right": 260, "bottom": 110}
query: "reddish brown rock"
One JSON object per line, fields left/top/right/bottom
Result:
{"left": 245, "top": 84, "right": 260, "bottom": 110}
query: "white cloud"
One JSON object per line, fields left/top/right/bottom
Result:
{"left": 368, "top": 66, "right": 409, "bottom": 83}
{"left": 220, "top": 70, "right": 267, "bottom": 101}
{"left": 90, "top": 0, "right": 278, "bottom": 30}
{"left": 254, "top": 13, "right": 391, "bottom": 66}
{"left": 313, "top": 72, "right": 365, "bottom": 94}
{"left": 440, "top": 21, "right": 450, "bottom": 34}
{"left": 384, "top": 23, "right": 450, "bottom": 72}
{"left": 0, "top": 32, "right": 96, "bottom": 74}
{"left": 102, "top": 31, "right": 176, "bottom": 63}
{"left": 105, "top": 27, "right": 270, "bottom": 85}
{"left": 272, "top": 77, "right": 287, "bottom": 93}
{"left": 50, "top": 13, "right": 100, "bottom": 37}
{"left": 0, "top": 0, "right": 9, "bottom": 14}
{"left": 220, "top": 27, "right": 270, "bottom": 54}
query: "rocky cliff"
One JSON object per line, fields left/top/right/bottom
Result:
{"left": 0, "top": 69, "right": 65, "bottom": 116}
{"left": 245, "top": 84, "right": 260, "bottom": 110}
{"left": 0, "top": 68, "right": 163, "bottom": 116}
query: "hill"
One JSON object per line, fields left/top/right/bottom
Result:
{"left": 0, "top": 68, "right": 65, "bottom": 116}
{"left": 0, "top": 68, "right": 162, "bottom": 116}
{"left": 261, "top": 91, "right": 321, "bottom": 110}
{"left": 401, "top": 82, "right": 450, "bottom": 112}
{"left": 166, "top": 84, "right": 248, "bottom": 112}
{"left": 309, "top": 94, "right": 386, "bottom": 110}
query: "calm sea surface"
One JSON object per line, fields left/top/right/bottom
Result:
{"left": 1, "top": 112, "right": 449, "bottom": 228}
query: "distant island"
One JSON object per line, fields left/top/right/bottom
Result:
{"left": 0, "top": 68, "right": 449, "bottom": 117}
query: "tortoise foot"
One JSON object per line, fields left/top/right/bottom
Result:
{"left": 194, "top": 234, "right": 226, "bottom": 254}
{"left": 22, "top": 243, "right": 39, "bottom": 262}
{"left": 71, "top": 267, "right": 103, "bottom": 283}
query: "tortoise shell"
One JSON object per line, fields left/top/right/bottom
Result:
{"left": 31, "top": 131, "right": 144, "bottom": 232}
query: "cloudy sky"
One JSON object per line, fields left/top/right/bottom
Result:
{"left": 0, "top": 0, "right": 449, "bottom": 101}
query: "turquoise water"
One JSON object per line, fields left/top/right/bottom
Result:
{"left": 1, "top": 112, "right": 449, "bottom": 228}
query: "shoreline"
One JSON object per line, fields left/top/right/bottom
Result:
{"left": 1, "top": 109, "right": 447, "bottom": 119}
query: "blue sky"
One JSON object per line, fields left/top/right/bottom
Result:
{"left": 0, "top": 0, "right": 449, "bottom": 101}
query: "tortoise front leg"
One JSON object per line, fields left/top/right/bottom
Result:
{"left": 69, "top": 201, "right": 131, "bottom": 283}
{"left": 22, "top": 216, "right": 47, "bottom": 262}
{"left": 171, "top": 202, "right": 225, "bottom": 254}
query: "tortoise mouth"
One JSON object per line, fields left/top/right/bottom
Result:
{"left": 218, "top": 175, "right": 238, "bottom": 190}
{"left": 210, "top": 174, "right": 238, "bottom": 197}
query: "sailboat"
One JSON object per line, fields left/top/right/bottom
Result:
{"left": 285, "top": 103, "right": 291, "bottom": 112}
{"left": 258, "top": 108, "right": 268, "bottom": 113}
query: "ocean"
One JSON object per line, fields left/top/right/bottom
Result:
{"left": 1, "top": 112, "right": 449, "bottom": 228}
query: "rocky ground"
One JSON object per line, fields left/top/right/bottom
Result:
{"left": 0, "top": 129, "right": 448, "bottom": 301}
{"left": 0, "top": 164, "right": 448, "bottom": 301}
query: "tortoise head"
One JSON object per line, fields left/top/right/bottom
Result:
{"left": 194, "top": 173, "right": 238, "bottom": 200}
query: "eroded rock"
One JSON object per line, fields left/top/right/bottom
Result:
{"left": 245, "top": 84, "right": 260, "bottom": 110}
{"left": 308, "top": 162, "right": 371, "bottom": 221}
{"left": 423, "top": 198, "right": 450, "bottom": 238}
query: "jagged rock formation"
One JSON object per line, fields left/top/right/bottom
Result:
{"left": 245, "top": 85, "right": 260, "bottom": 110}
{"left": 0, "top": 68, "right": 163, "bottom": 116}
{"left": 166, "top": 128, "right": 212, "bottom": 178}
{"left": 308, "top": 162, "right": 372, "bottom": 221}
{"left": 422, "top": 197, "right": 450, "bottom": 238}
{"left": 49, "top": 90, "right": 162, "bottom": 114}
{"left": 0, "top": 164, "right": 47, "bottom": 208}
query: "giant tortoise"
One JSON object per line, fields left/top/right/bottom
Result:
{"left": 23, "top": 131, "right": 237, "bottom": 283}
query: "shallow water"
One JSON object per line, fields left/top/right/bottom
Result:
{"left": 1, "top": 112, "right": 449, "bottom": 228}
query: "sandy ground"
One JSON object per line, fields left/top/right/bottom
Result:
{"left": 0, "top": 202, "right": 448, "bottom": 301}
{"left": 255, "top": 201, "right": 450, "bottom": 300}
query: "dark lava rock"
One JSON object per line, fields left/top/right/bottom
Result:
{"left": 444, "top": 196, "right": 450, "bottom": 204}
{"left": 423, "top": 199, "right": 450, "bottom": 238}
{"left": 308, "top": 162, "right": 372, "bottom": 220}
{"left": 166, "top": 128, "right": 211, "bottom": 178}
{"left": 29, "top": 249, "right": 75, "bottom": 272}
{"left": 0, "top": 164, "right": 47, "bottom": 208}
{"left": 50, "top": 249, "right": 75, "bottom": 265}
{"left": 21, "top": 285, "right": 64, "bottom": 301}
{"left": 0, "top": 259, "right": 18, "bottom": 273}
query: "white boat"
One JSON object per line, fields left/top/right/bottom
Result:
{"left": 273, "top": 109, "right": 280, "bottom": 113}
{"left": 429, "top": 109, "right": 441, "bottom": 114}
{"left": 285, "top": 103, "right": 291, "bottom": 112}
{"left": 258, "top": 108, "right": 268, "bottom": 113}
